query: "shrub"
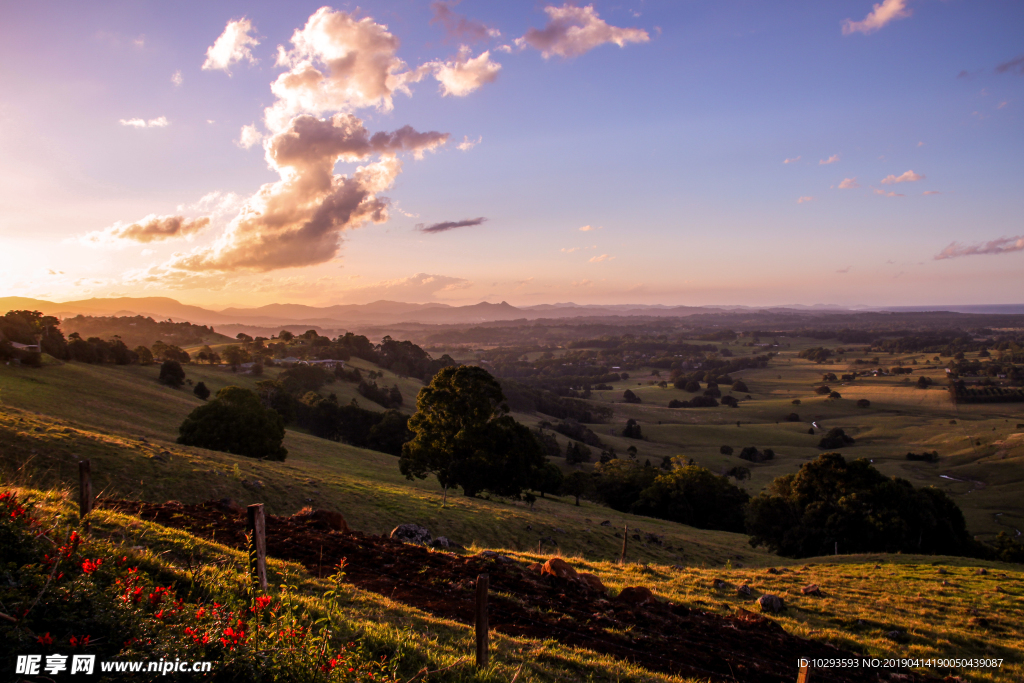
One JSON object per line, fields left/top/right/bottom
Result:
{"left": 158, "top": 360, "right": 185, "bottom": 387}
{"left": 818, "top": 427, "right": 855, "bottom": 449}
{"left": 784, "top": 413, "right": 800, "bottom": 422}
{"left": 731, "top": 380, "right": 749, "bottom": 393}
{"left": 178, "top": 386, "right": 287, "bottom": 460}
{"left": 622, "top": 418, "right": 643, "bottom": 439}
{"left": 193, "top": 381, "right": 211, "bottom": 401}
{"left": 720, "top": 445, "right": 734, "bottom": 455}
{"left": 906, "top": 451, "right": 940, "bottom": 463}
{"left": 814, "top": 385, "right": 831, "bottom": 395}
{"left": 856, "top": 399, "right": 871, "bottom": 408}
{"left": 791, "top": 399, "right": 801, "bottom": 405}
{"left": 622, "top": 389, "right": 642, "bottom": 404}
{"left": 721, "top": 395, "right": 738, "bottom": 408}
{"left": 738, "top": 447, "right": 775, "bottom": 463}
{"left": 828, "top": 391, "right": 842, "bottom": 399}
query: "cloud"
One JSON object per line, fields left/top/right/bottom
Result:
{"left": 560, "top": 247, "right": 579, "bottom": 253}
{"left": 819, "top": 154, "right": 839, "bottom": 165}
{"left": 417, "top": 217, "right": 487, "bottom": 233}
{"left": 82, "top": 215, "right": 211, "bottom": 245}
{"left": 783, "top": 156, "right": 800, "bottom": 164}
{"left": 836, "top": 266, "right": 851, "bottom": 273}
{"left": 516, "top": 4, "right": 649, "bottom": 59}
{"left": 589, "top": 253, "right": 614, "bottom": 262}
{"left": 202, "top": 18, "right": 259, "bottom": 73}
{"left": 922, "top": 190, "right": 943, "bottom": 195}
{"left": 430, "top": 1, "right": 500, "bottom": 42}
{"left": 797, "top": 196, "right": 813, "bottom": 204}
{"left": 873, "top": 188, "right": 903, "bottom": 197}
{"left": 171, "top": 70, "right": 183, "bottom": 86}
{"left": 237, "top": 123, "right": 263, "bottom": 149}
{"left": 119, "top": 116, "right": 169, "bottom": 128}
{"left": 995, "top": 55, "right": 1024, "bottom": 75}
{"left": 457, "top": 135, "right": 482, "bottom": 151}
{"left": 838, "top": 177, "right": 860, "bottom": 189}
{"left": 572, "top": 279, "right": 592, "bottom": 287}
{"left": 935, "top": 235, "right": 1024, "bottom": 260}
{"left": 579, "top": 224, "right": 601, "bottom": 231}
{"left": 880, "top": 169, "right": 923, "bottom": 184}
{"left": 342, "top": 272, "right": 472, "bottom": 302}
{"left": 428, "top": 47, "right": 501, "bottom": 97}
{"left": 841, "top": 0, "right": 911, "bottom": 36}
{"left": 997, "top": 101, "right": 1008, "bottom": 109}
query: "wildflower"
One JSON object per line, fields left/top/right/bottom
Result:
{"left": 195, "top": 607, "right": 206, "bottom": 619}
{"left": 81, "top": 558, "right": 103, "bottom": 574}
{"left": 115, "top": 556, "right": 128, "bottom": 567}
{"left": 252, "top": 596, "right": 272, "bottom": 612}
{"left": 154, "top": 609, "right": 165, "bottom": 620}
{"left": 36, "top": 633, "right": 53, "bottom": 646}
{"left": 69, "top": 635, "right": 91, "bottom": 648}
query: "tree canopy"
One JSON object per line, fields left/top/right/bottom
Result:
{"left": 177, "top": 386, "right": 287, "bottom": 460}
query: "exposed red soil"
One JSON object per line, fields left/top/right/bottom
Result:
{"left": 100, "top": 499, "right": 944, "bottom": 683}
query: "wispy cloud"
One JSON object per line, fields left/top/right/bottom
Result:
{"left": 838, "top": 177, "right": 860, "bottom": 189}
{"left": 783, "top": 156, "right": 801, "bottom": 164}
{"left": 119, "top": 116, "right": 169, "bottom": 128}
{"left": 797, "top": 196, "right": 813, "bottom": 204}
{"left": 572, "top": 279, "right": 592, "bottom": 287}
{"left": 560, "top": 247, "right": 579, "bottom": 253}
{"left": 171, "top": 70, "right": 183, "bottom": 86}
{"left": 589, "top": 253, "right": 614, "bottom": 263}
{"left": 430, "top": 1, "right": 500, "bottom": 42}
{"left": 457, "top": 135, "right": 482, "bottom": 151}
{"left": 417, "top": 217, "right": 487, "bottom": 233}
{"left": 873, "top": 188, "right": 904, "bottom": 197}
{"left": 836, "top": 266, "right": 851, "bottom": 273}
{"left": 579, "top": 224, "right": 601, "bottom": 231}
{"left": 516, "top": 4, "right": 649, "bottom": 59}
{"left": 81, "top": 215, "right": 211, "bottom": 245}
{"left": 995, "top": 55, "right": 1024, "bottom": 75}
{"left": 202, "top": 18, "right": 259, "bottom": 73}
{"left": 881, "top": 169, "right": 923, "bottom": 184}
{"left": 922, "top": 190, "right": 943, "bottom": 196}
{"left": 842, "top": 0, "right": 911, "bottom": 36}
{"left": 819, "top": 154, "right": 839, "bottom": 165}
{"left": 935, "top": 235, "right": 1024, "bottom": 260}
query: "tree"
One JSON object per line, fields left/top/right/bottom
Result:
{"left": 720, "top": 445, "right": 734, "bottom": 455}
{"left": 193, "top": 381, "right": 211, "bottom": 401}
{"left": 731, "top": 380, "right": 749, "bottom": 393}
{"left": 159, "top": 360, "right": 185, "bottom": 387}
{"left": 622, "top": 418, "right": 643, "bottom": 439}
{"left": 135, "top": 346, "right": 154, "bottom": 365}
{"left": 531, "top": 462, "right": 564, "bottom": 498}
{"left": 622, "top": 389, "right": 642, "bottom": 404}
{"left": 721, "top": 395, "right": 739, "bottom": 408}
{"left": 815, "top": 385, "right": 832, "bottom": 395}
{"left": 278, "top": 330, "right": 295, "bottom": 342}
{"left": 561, "top": 471, "right": 591, "bottom": 506}
{"left": 818, "top": 427, "right": 855, "bottom": 449}
{"left": 632, "top": 465, "right": 750, "bottom": 532}
{"left": 856, "top": 398, "right": 871, "bottom": 408}
{"left": 565, "top": 441, "right": 592, "bottom": 465}
{"left": 399, "top": 365, "right": 543, "bottom": 505}
{"left": 177, "top": 386, "right": 287, "bottom": 460}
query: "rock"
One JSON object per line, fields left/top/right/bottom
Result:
{"left": 884, "top": 630, "right": 905, "bottom": 641}
{"left": 429, "top": 536, "right": 453, "bottom": 549}
{"left": 150, "top": 453, "right": 168, "bottom": 463}
{"left": 756, "top": 594, "right": 785, "bottom": 613}
{"left": 801, "top": 584, "right": 822, "bottom": 596}
{"left": 976, "top": 568, "right": 988, "bottom": 575}
{"left": 294, "top": 507, "right": 350, "bottom": 533}
{"left": 765, "top": 567, "right": 779, "bottom": 575}
{"left": 553, "top": 527, "right": 566, "bottom": 534}
{"left": 390, "top": 524, "right": 432, "bottom": 545}
{"left": 736, "top": 584, "right": 752, "bottom": 597}
{"left": 616, "top": 586, "right": 656, "bottom": 606}
{"left": 712, "top": 579, "right": 731, "bottom": 590}
{"left": 578, "top": 572, "right": 607, "bottom": 594}
{"left": 941, "top": 580, "right": 952, "bottom": 587}
{"left": 526, "top": 562, "right": 543, "bottom": 573}
{"left": 214, "top": 498, "right": 243, "bottom": 514}
{"left": 599, "top": 520, "right": 611, "bottom": 526}
{"left": 968, "top": 616, "right": 989, "bottom": 628}
{"left": 243, "top": 479, "right": 264, "bottom": 490}
{"left": 874, "top": 564, "right": 881, "bottom": 569}
{"left": 541, "top": 557, "right": 579, "bottom": 581}
{"left": 937, "top": 567, "right": 948, "bottom": 575}
{"left": 478, "top": 550, "right": 514, "bottom": 563}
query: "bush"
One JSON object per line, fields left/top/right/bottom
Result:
{"left": 622, "top": 389, "right": 642, "bottom": 404}
{"left": 721, "top": 395, "right": 738, "bottom": 408}
{"left": 622, "top": 418, "right": 643, "bottom": 439}
{"left": 158, "top": 360, "right": 185, "bottom": 387}
{"left": 178, "top": 386, "right": 287, "bottom": 460}
{"left": 720, "top": 445, "right": 734, "bottom": 455}
{"left": 814, "top": 385, "right": 831, "bottom": 395}
{"left": 784, "top": 413, "right": 800, "bottom": 422}
{"left": 193, "top": 381, "right": 211, "bottom": 401}
{"left": 828, "top": 391, "right": 842, "bottom": 399}
{"left": 856, "top": 399, "right": 871, "bottom": 408}
{"left": 906, "top": 451, "right": 939, "bottom": 463}
{"left": 731, "top": 380, "right": 749, "bottom": 393}
{"left": 791, "top": 399, "right": 801, "bottom": 405}
{"left": 738, "top": 447, "right": 775, "bottom": 463}
{"left": 818, "top": 427, "right": 855, "bottom": 449}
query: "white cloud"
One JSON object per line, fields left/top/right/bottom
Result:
{"left": 516, "top": 4, "right": 649, "bottom": 59}
{"left": 838, "top": 177, "right": 860, "bottom": 189}
{"left": 81, "top": 215, "right": 211, "bottom": 245}
{"left": 457, "top": 135, "right": 482, "bottom": 151}
{"left": 589, "top": 253, "right": 614, "bottom": 262}
{"left": 429, "top": 47, "right": 501, "bottom": 97}
{"left": 119, "top": 116, "right": 169, "bottom": 128}
{"left": 237, "top": 123, "right": 263, "bottom": 149}
{"left": 783, "top": 156, "right": 801, "bottom": 164}
{"left": 935, "top": 235, "right": 1024, "bottom": 260}
{"left": 202, "top": 18, "right": 260, "bottom": 73}
{"left": 819, "top": 154, "right": 839, "bottom": 165}
{"left": 171, "top": 70, "right": 183, "bottom": 86}
{"left": 797, "top": 196, "right": 813, "bottom": 204}
{"left": 579, "top": 224, "right": 601, "bottom": 231}
{"left": 842, "top": 0, "right": 911, "bottom": 36}
{"left": 880, "top": 169, "right": 924, "bottom": 184}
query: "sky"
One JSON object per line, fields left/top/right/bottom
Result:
{"left": 0, "top": 0, "right": 1022, "bottom": 309}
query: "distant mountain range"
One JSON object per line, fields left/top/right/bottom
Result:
{"left": 3, "top": 295, "right": 1024, "bottom": 332}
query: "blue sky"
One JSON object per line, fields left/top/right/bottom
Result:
{"left": 0, "top": 0, "right": 1021, "bottom": 307}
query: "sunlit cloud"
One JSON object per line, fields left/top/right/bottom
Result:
{"left": 457, "top": 135, "right": 482, "bottom": 151}
{"left": 922, "top": 190, "right": 943, "bottom": 196}
{"left": 341, "top": 272, "right": 473, "bottom": 302}
{"left": 881, "top": 169, "right": 923, "bottom": 184}
{"left": 797, "top": 196, "right": 813, "bottom": 204}
{"left": 428, "top": 46, "right": 501, "bottom": 97}
{"left": 589, "top": 253, "right": 614, "bottom": 262}
{"left": 842, "top": 0, "right": 911, "bottom": 36}
{"left": 171, "top": 70, "right": 183, "bottom": 86}
{"left": 838, "top": 177, "right": 859, "bottom": 189}
{"left": 119, "top": 116, "right": 169, "bottom": 128}
{"left": 783, "top": 156, "right": 800, "bottom": 164}
{"left": 516, "top": 4, "right": 649, "bottom": 59}
{"left": 935, "top": 235, "right": 1024, "bottom": 260}
{"left": 202, "top": 17, "right": 259, "bottom": 73}
{"left": 873, "top": 188, "right": 903, "bottom": 197}
{"left": 819, "top": 154, "right": 839, "bottom": 165}
{"left": 579, "top": 224, "right": 601, "bottom": 231}
{"left": 430, "top": 1, "right": 501, "bottom": 42}
{"left": 237, "top": 123, "right": 263, "bottom": 149}
{"left": 560, "top": 247, "right": 579, "bottom": 253}
{"left": 81, "top": 215, "right": 211, "bottom": 245}
{"left": 417, "top": 217, "right": 487, "bottom": 233}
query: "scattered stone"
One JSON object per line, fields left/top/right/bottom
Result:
{"left": 294, "top": 507, "right": 350, "bottom": 533}
{"left": 541, "top": 557, "right": 580, "bottom": 581}
{"left": 150, "top": 453, "right": 168, "bottom": 463}
{"left": 670, "top": 564, "right": 685, "bottom": 570}
{"left": 756, "top": 594, "right": 785, "bottom": 613}
{"left": 941, "top": 580, "right": 952, "bottom": 587}
{"left": 884, "top": 630, "right": 906, "bottom": 642}
{"left": 242, "top": 479, "right": 264, "bottom": 490}
{"left": 976, "top": 568, "right": 988, "bottom": 575}
{"left": 63, "top": 428, "right": 73, "bottom": 434}
{"left": 214, "top": 498, "right": 243, "bottom": 514}
{"left": 617, "top": 586, "right": 656, "bottom": 606}
{"left": 390, "top": 523, "right": 431, "bottom": 545}
{"left": 578, "top": 572, "right": 607, "bottom": 594}
{"left": 736, "top": 584, "right": 752, "bottom": 597}
{"left": 478, "top": 550, "right": 514, "bottom": 564}
{"left": 553, "top": 527, "right": 566, "bottom": 534}
{"left": 429, "top": 536, "right": 455, "bottom": 549}
{"left": 937, "top": 567, "right": 948, "bottom": 575}
{"left": 801, "top": 584, "right": 822, "bottom": 596}
{"left": 525, "top": 524, "right": 532, "bottom": 531}
{"left": 712, "top": 579, "right": 731, "bottom": 590}
{"left": 599, "top": 520, "right": 611, "bottom": 526}
{"left": 968, "top": 616, "right": 989, "bottom": 628}
{"left": 874, "top": 564, "right": 881, "bottom": 569}
{"left": 526, "top": 562, "right": 543, "bottom": 573}
{"left": 765, "top": 567, "right": 779, "bottom": 575}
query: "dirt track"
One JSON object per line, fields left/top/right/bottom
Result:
{"left": 100, "top": 499, "right": 944, "bottom": 683}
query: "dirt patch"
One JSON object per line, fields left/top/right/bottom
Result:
{"left": 100, "top": 499, "right": 940, "bottom": 683}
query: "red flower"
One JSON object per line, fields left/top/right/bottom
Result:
{"left": 154, "top": 609, "right": 165, "bottom": 620}
{"left": 69, "top": 635, "right": 91, "bottom": 648}
{"left": 252, "top": 596, "right": 272, "bottom": 612}
{"left": 82, "top": 558, "right": 103, "bottom": 574}
{"left": 195, "top": 607, "right": 206, "bottom": 619}
{"left": 36, "top": 633, "right": 53, "bottom": 646}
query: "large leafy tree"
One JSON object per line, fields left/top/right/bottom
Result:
{"left": 399, "top": 366, "right": 543, "bottom": 504}
{"left": 177, "top": 386, "right": 287, "bottom": 460}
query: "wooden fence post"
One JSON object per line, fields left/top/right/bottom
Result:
{"left": 78, "top": 460, "right": 92, "bottom": 530}
{"left": 475, "top": 574, "right": 489, "bottom": 668}
{"left": 247, "top": 504, "right": 268, "bottom": 590}
{"left": 620, "top": 524, "right": 628, "bottom": 564}
{"left": 797, "top": 661, "right": 812, "bottom": 683}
